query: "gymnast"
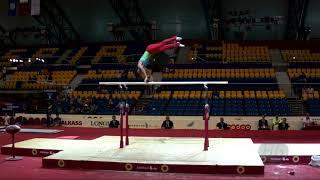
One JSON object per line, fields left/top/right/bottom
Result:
{"left": 137, "top": 36, "right": 185, "bottom": 83}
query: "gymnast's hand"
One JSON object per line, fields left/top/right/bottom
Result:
{"left": 144, "top": 76, "right": 149, "bottom": 83}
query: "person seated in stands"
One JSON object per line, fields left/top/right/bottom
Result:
{"left": 53, "top": 114, "right": 62, "bottom": 126}
{"left": 116, "top": 100, "right": 126, "bottom": 114}
{"left": 62, "top": 86, "right": 72, "bottom": 95}
{"left": 299, "top": 72, "right": 307, "bottom": 84}
{"left": 305, "top": 86, "right": 314, "bottom": 93}
{"left": 28, "top": 76, "right": 36, "bottom": 83}
{"left": 47, "top": 72, "right": 53, "bottom": 82}
{"left": 278, "top": 118, "right": 289, "bottom": 130}
{"left": 46, "top": 114, "right": 53, "bottom": 127}
{"left": 55, "top": 98, "right": 63, "bottom": 114}
{"left": 4, "top": 113, "right": 10, "bottom": 127}
{"left": 9, "top": 116, "right": 15, "bottom": 125}
{"left": 106, "top": 98, "right": 114, "bottom": 110}
{"left": 258, "top": 115, "right": 270, "bottom": 130}
{"left": 302, "top": 113, "right": 316, "bottom": 128}
{"left": 96, "top": 69, "right": 102, "bottom": 74}
{"left": 121, "top": 69, "right": 129, "bottom": 79}
{"left": 15, "top": 116, "right": 26, "bottom": 126}
{"left": 161, "top": 116, "right": 174, "bottom": 129}
{"left": 90, "top": 103, "right": 97, "bottom": 114}
{"left": 109, "top": 115, "right": 119, "bottom": 128}
{"left": 69, "top": 107, "right": 76, "bottom": 114}
{"left": 272, "top": 115, "right": 281, "bottom": 130}
{"left": 163, "top": 67, "right": 175, "bottom": 73}
{"left": 298, "top": 72, "right": 308, "bottom": 96}
{"left": 0, "top": 117, "right": 3, "bottom": 126}
{"left": 0, "top": 113, "right": 11, "bottom": 128}
{"left": 216, "top": 117, "right": 229, "bottom": 130}
{"left": 83, "top": 98, "right": 92, "bottom": 114}
{"left": 1, "top": 67, "right": 6, "bottom": 80}
{"left": 163, "top": 67, "right": 170, "bottom": 73}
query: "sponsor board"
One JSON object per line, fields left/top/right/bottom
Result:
{"left": 61, "top": 120, "right": 83, "bottom": 126}
{"left": 16, "top": 113, "right": 316, "bottom": 130}
{"left": 136, "top": 165, "right": 158, "bottom": 171}
{"left": 38, "top": 150, "right": 56, "bottom": 156}
{"left": 267, "top": 156, "right": 291, "bottom": 163}
{"left": 90, "top": 121, "right": 110, "bottom": 128}
{"left": 263, "top": 156, "right": 310, "bottom": 164}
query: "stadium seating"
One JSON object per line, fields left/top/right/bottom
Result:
{"left": 286, "top": 50, "right": 320, "bottom": 114}
{"left": 3, "top": 42, "right": 317, "bottom": 117}
{"left": 161, "top": 64, "right": 277, "bottom": 91}
{"left": 288, "top": 67, "right": 320, "bottom": 94}
{"left": 188, "top": 42, "right": 271, "bottom": 63}
{"left": 0, "top": 61, "right": 11, "bottom": 67}
{"left": 162, "top": 68, "right": 275, "bottom": 80}
{"left": 0, "top": 81, "right": 16, "bottom": 89}
{"left": 77, "top": 65, "right": 143, "bottom": 91}
{"left": 1, "top": 70, "right": 76, "bottom": 90}
{"left": 70, "top": 90, "right": 141, "bottom": 100}
{"left": 288, "top": 68, "right": 320, "bottom": 79}
{"left": 91, "top": 45, "right": 127, "bottom": 64}
{"left": 282, "top": 49, "right": 320, "bottom": 62}
{"left": 144, "top": 90, "right": 289, "bottom": 116}
{"left": 205, "top": 46, "right": 224, "bottom": 62}
{"left": 32, "top": 48, "right": 59, "bottom": 59}
{"left": 59, "top": 90, "right": 142, "bottom": 115}
{"left": 223, "top": 43, "right": 271, "bottom": 62}
{"left": 1, "top": 49, "right": 28, "bottom": 60}
{"left": 31, "top": 48, "right": 60, "bottom": 64}
{"left": 86, "top": 69, "right": 138, "bottom": 80}
{"left": 303, "top": 90, "right": 320, "bottom": 116}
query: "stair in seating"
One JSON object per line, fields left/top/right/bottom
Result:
{"left": 287, "top": 97, "right": 305, "bottom": 115}
{"left": 133, "top": 95, "right": 153, "bottom": 115}
{"left": 56, "top": 49, "right": 73, "bottom": 64}
{"left": 276, "top": 72, "right": 294, "bottom": 97}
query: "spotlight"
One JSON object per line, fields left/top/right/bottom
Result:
{"left": 293, "top": 56, "right": 296, "bottom": 59}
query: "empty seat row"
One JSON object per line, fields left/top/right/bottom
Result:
{"left": 288, "top": 68, "right": 320, "bottom": 78}
{"left": 70, "top": 91, "right": 141, "bottom": 100}
{"left": 153, "top": 90, "right": 285, "bottom": 100}
{"left": 303, "top": 90, "right": 320, "bottom": 100}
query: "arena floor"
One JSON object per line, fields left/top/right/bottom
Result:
{"left": 1, "top": 127, "right": 320, "bottom": 179}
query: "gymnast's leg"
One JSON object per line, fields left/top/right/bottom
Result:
{"left": 158, "top": 42, "right": 184, "bottom": 52}
{"left": 161, "top": 36, "right": 180, "bottom": 44}
{"left": 146, "top": 36, "right": 184, "bottom": 54}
